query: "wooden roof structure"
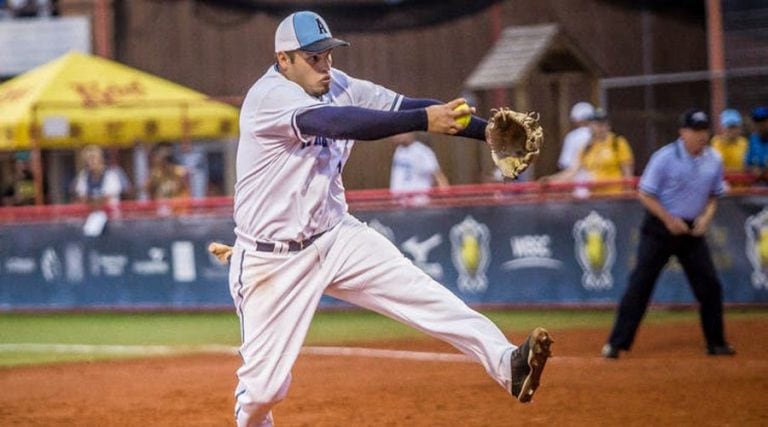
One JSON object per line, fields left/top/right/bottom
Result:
{"left": 465, "top": 24, "right": 603, "bottom": 90}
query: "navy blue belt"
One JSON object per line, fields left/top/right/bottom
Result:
{"left": 255, "top": 230, "right": 328, "bottom": 253}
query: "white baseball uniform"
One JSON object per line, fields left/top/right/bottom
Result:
{"left": 230, "top": 65, "right": 517, "bottom": 427}
{"left": 390, "top": 140, "right": 441, "bottom": 193}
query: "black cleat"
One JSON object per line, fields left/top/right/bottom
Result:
{"left": 601, "top": 343, "right": 620, "bottom": 359}
{"left": 707, "top": 344, "right": 736, "bottom": 356}
{"left": 510, "top": 327, "right": 553, "bottom": 403}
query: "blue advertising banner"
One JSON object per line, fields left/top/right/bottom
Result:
{"left": 1, "top": 195, "right": 768, "bottom": 310}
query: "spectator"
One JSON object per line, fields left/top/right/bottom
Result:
{"left": 145, "top": 144, "right": 189, "bottom": 200}
{"left": 390, "top": 132, "right": 449, "bottom": 196}
{"left": 72, "top": 145, "right": 124, "bottom": 206}
{"left": 558, "top": 101, "right": 594, "bottom": 171}
{"left": 1, "top": 151, "right": 36, "bottom": 206}
{"left": 602, "top": 108, "right": 734, "bottom": 359}
{"left": 711, "top": 109, "right": 747, "bottom": 174}
{"left": 540, "top": 109, "right": 634, "bottom": 195}
{"left": 745, "top": 106, "right": 768, "bottom": 183}
{"left": 175, "top": 141, "right": 209, "bottom": 198}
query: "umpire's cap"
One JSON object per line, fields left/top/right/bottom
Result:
{"left": 275, "top": 11, "right": 350, "bottom": 53}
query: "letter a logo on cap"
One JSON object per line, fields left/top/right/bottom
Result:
{"left": 274, "top": 11, "right": 350, "bottom": 53}
{"left": 316, "top": 18, "right": 328, "bottom": 34}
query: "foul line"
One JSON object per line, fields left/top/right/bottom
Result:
{"left": 0, "top": 343, "right": 474, "bottom": 362}
{"left": 0, "top": 344, "right": 667, "bottom": 365}
{"left": 303, "top": 346, "right": 471, "bottom": 362}
{"left": 0, "top": 343, "right": 238, "bottom": 356}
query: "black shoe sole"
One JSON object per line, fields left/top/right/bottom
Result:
{"left": 517, "top": 327, "right": 553, "bottom": 403}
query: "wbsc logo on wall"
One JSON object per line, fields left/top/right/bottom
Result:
{"left": 573, "top": 211, "right": 616, "bottom": 291}
{"left": 501, "top": 234, "right": 563, "bottom": 271}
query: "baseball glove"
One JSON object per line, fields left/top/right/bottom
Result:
{"left": 485, "top": 108, "right": 543, "bottom": 179}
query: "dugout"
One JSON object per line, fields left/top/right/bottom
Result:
{"left": 465, "top": 24, "right": 604, "bottom": 177}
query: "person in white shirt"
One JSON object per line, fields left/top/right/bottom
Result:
{"left": 72, "top": 145, "right": 124, "bottom": 206}
{"left": 558, "top": 101, "right": 594, "bottom": 170}
{"left": 390, "top": 132, "right": 449, "bottom": 193}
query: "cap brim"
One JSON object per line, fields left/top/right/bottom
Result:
{"left": 300, "top": 38, "right": 350, "bottom": 53}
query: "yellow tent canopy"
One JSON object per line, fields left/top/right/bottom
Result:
{"left": 0, "top": 51, "right": 239, "bottom": 151}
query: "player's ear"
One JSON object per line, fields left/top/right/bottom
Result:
{"left": 276, "top": 51, "right": 290, "bottom": 72}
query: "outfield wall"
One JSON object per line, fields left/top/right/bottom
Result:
{"left": 2, "top": 192, "right": 768, "bottom": 310}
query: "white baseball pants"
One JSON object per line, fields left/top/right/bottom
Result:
{"left": 229, "top": 214, "right": 515, "bottom": 427}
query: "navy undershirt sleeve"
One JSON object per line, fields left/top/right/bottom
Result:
{"left": 400, "top": 96, "right": 487, "bottom": 141}
{"left": 295, "top": 97, "right": 488, "bottom": 142}
{"left": 296, "top": 106, "right": 427, "bottom": 141}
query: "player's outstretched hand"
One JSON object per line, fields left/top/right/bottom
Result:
{"left": 426, "top": 98, "right": 475, "bottom": 135}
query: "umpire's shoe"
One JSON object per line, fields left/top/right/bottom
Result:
{"left": 510, "top": 327, "right": 553, "bottom": 403}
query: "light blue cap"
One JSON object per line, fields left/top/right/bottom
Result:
{"left": 720, "top": 109, "right": 742, "bottom": 127}
{"left": 274, "top": 11, "right": 350, "bottom": 53}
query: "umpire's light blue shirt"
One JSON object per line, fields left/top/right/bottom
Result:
{"left": 639, "top": 139, "right": 725, "bottom": 220}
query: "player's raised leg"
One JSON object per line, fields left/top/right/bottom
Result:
{"left": 322, "top": 216, "right": 553, "bottom": 401}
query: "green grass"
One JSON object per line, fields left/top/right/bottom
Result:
{"left": 0, "top": 308, "right": 765, "bottom": 367}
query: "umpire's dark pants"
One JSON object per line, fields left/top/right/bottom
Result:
{"left": 607, "top": 212, "right": 727, "bottom": 350}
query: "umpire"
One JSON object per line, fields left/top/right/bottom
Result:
{"left": 602, "top": 109, "right": 735, "bottom": 359}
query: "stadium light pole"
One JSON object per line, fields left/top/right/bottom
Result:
{"left": 93, "top": 0, "right": 113, "bottom": 59}
{"left": 706, "top": 0, "right": 726, "bottom": 132}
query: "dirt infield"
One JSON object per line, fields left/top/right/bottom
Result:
{"left": 1, "top": 318, "right": 767, "bottom": 426}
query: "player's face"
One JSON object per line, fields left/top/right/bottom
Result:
{"left": 589, "top": 121, "right": 610, "bottom": 139}
{"left": 281, "top": 50, "right": 333, "bottom": 97}
{"left": 757, "top": 120, "right": 768, "bottom": 138}
{"left": 680, "top": 128, "right": 710, "bottom": 156}
{"left": 723, "top": 125, "right": 741, "bottom": 139}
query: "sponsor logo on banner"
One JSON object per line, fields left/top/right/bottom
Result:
{"left": 573, "top": 211, "right": 616, "bottom": 290}
{"left": 450, "top": 216, "right": 490, "bottom": 294}
{"left": 171, "top": 241, "right": 197, "bottom": 282}
{"left": 40, "top": 247, "right": 62, "bottom": 283}
{"left": 5, "top": 257, "right": 36, "bottom": 274}
{"left": 502, "top": 235, "right": 563, "bottom": 270}
{"left": 745, "top": 208, "right": 768, "bottom": 290}
{"left": 401, "top": 234, "right": 444, "bottom": 279}
{"left": 64, "top": 244, "right": 84, "bottom": 283}
{"left": 133, "top": 247, "right": 169, "bottom": 275}
{"left": 90, "top": 251, "right": 128, "bottom": 277}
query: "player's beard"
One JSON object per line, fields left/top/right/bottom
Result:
{"left": 311, "top": 76, "right": 331, "bottom": 97}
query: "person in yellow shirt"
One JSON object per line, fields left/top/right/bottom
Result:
{"left": 710, "top": 109, "right": 747, "bottom": 173}
{"left": 541, "top": 109, "right": 634, "bottom": 195}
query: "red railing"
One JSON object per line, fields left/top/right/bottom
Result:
{"left": 0, "top": 174, "right": 764, "bottom": 224}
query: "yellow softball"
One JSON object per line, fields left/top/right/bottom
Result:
{"left": 454, "top": 103, "right": 471, "bottom": 127}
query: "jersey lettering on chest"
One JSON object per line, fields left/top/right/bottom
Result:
{"left": 301, "top": 136, "right": 331, "bottom": 149}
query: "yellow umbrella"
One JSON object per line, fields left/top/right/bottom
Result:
{"left": 0, "top": 51, "right": 239, "bottom": 150}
